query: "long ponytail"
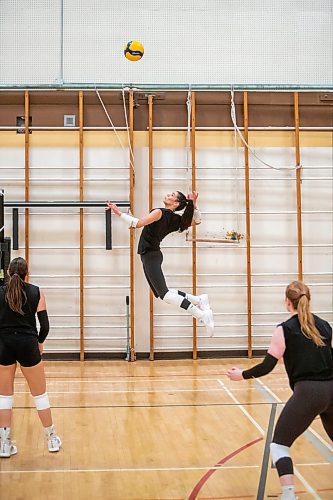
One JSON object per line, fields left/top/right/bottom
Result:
{"left": 285, "top": 281, "right": 325, "bottom": 346}
{"left": 175, "top": 191, "right": 194, "bottom": 232}
{"left": 5, "top": 257, "right": 28, "bottom": 315}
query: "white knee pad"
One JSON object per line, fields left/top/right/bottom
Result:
{"left": 0, "top": 395, "right": 14, "bottom": 410}
{"left": 270, "top": 442, "right": 291, "bottom": 465}
{"left": 34, "top": 392, "right": 50, "bottom": 411}
{"left": 162, "top": 290, "right": 184, "bottom": 307}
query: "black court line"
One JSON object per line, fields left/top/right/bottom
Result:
{"left": 256, "top": 403, "right": 277, "bottom": 500}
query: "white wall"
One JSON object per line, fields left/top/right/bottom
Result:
{"left": 1, "top": 131, "right": 332, "bottom": 354}
{"left": 0, "top": 0, "right": 332, "bottom": 85}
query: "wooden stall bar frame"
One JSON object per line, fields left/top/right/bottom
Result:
{"left": 243, "top": 92, "right": 253, "bottom": 358}
{"left": 294, "top": 92, "right": 303, "bottom": 280}
{"left": 129, "top": 91, "right": 136, "bottom": 361}
{"left": 79, "top": 91, "right": 84, "bottom": 361}
{"left": 148, "top": 95, "right": 154, "bottom": 360}
{"left": 24, "top": 91, "right": 29, "bottom": 268}
{"left": 191, "top": 92, "right": 197, "bottom": 359}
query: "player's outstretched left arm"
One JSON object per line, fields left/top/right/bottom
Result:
{"left": 106, "top": 201, "right": 162, "bottom": 228}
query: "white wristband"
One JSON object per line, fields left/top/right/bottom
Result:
{"left": 193, "top": 208, "right": 201, "bottom": 223}
{"left": 120, "top": 212, "right": 139, "bottom": 228}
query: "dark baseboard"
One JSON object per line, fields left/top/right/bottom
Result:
{"left": 42, "top": 350, "right": 267, "bottom": 361}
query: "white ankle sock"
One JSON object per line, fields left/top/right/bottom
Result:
{"left": 0, "top": 427, "right": 10, "bottom": 440}
{"left": 45, "top": 425, "right": 56, "bottom": 436}
{"left": 281, "top": 485, "right": 296, "bottom": 500}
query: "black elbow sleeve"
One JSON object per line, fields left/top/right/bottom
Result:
{"left": 37, "top": 310, "right": 49, "bottom": 343}
{"left": 242, "top": 353, "right": 278, "bottom": 379}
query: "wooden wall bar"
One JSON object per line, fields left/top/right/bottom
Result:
{"left": 79, "top": 91, "right": 85, "bottom": 361}
{"left": 24, "top": 91, "right": 30, "bottom": 267}
{"left": 190, "top": 92, "right": 197, "bottom": 359}
{"left": 129, "top": 91, "right": 136, "bottom": 361}
{"left": 148, "top": 95, "right": 154, "bottom": 360}
{"left": 243, "top": 92, "right": 252, "bottom": 358}
{"left": 294, "top": 92, "right": 303, "bottom": 280}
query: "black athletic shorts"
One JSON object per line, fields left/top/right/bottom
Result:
{"left": 140, "top": 250, "right": 168, "bottom": 298}
{"left": 0, "top": 331, "right": 42, "bottom": 367}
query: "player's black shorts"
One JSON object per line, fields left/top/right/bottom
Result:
{"left": 0, "top": 331, "right": 42, "bottom": 367}
{"left": 140, "top": 250, "right": 169, "bottom": 298}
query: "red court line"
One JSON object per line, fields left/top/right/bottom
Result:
{"left": 188, "top": 437, "right": 263, "bottom": 500}
{"left": 194, "top": 496, "right": 254, "bottom": 499}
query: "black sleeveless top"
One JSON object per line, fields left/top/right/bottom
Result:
{"left": 138, "top": 208, "right": 182, "bottom": 254}
{"left": 0, "top": 282, "right": 40, "bottom": 335}
{"left": 280, "top": 314, "right": 333, "bottom": 390}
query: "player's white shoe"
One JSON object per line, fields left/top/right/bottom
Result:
{"left": 45, "top": 426, "right": 62, "bottom": 453}
{"left": 47, "top": 434, "right": 62, "bottom": 452}
{"left": 198, "top": 294, "right": 210, "bottom": 311}
{"left": 0, "top": 428, "right": 17, "bottom": 458}
{"left": 200, "top": 308, "right": 214, "bottom": 337}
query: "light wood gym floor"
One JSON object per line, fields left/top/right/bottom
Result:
{"left": 0, "top": 359, "right": 332, "bottom": 500}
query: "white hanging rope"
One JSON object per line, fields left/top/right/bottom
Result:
{"left": 233, "top": 119, "right": 241, "bottom": 232}
{"left": 186, "top": 90, "right": 192, "bottom": 195}
{"left": 95, "top": 88, "right": 135, "bottom": 174}
{"left": 121, "top": 86, "right": 135, "bottom": 173}
{"left": 184, "top": 90, "right": 192, "bottom": 241}
{"left": 230, "top": 90, "right": 301, "bottom": 171}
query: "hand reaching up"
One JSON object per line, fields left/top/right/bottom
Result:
{"left": 106, "top": 201, "right": 122, "bottom": 216}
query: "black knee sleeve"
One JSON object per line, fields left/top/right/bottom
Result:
{"left": 275, "top": 457, "right": 294, "bottom": 477}
{"left": 180, "top": 298, "right": 191, "bottom": 310}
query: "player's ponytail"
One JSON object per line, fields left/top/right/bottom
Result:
{"left": 5, "top": 257, "right": 28, "bottom": 315}
{"left": 176, "top": 191, "right": 194, "bottom": 232}
{"left": 285, "top": 281, "right": 325, "bottom": 346}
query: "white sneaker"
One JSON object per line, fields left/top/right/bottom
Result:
{"left": 200, "top": 309, "right": 214, "bottom": 337}
{"left": 0, "top": 428, "right": 17, "bottom": 458}
{"left": 47, "top": 434, "right": 62, "bottom": 453}
{"left": 198, "top": 294, "right": 210, "bottom": 311}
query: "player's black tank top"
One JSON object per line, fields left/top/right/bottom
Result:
{"left": 280, "top": 314, "right": 333, "bottom": 389}
{"left": 138, "top": 208, "right": 181, "bottom": 254}
{"left": 0, "top": 282, "right": 40, "bottom": 335}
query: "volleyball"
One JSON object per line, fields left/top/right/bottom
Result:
{"left": 124, "top": 41, "right": 144, "bottom": 61}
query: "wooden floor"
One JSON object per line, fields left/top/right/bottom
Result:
{"left": 0, "top": 359, "right": 332, "bottom": 500}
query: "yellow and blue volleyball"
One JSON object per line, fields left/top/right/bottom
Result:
{"left": 124, "top": 41, "right": 144, "bottom": 61}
